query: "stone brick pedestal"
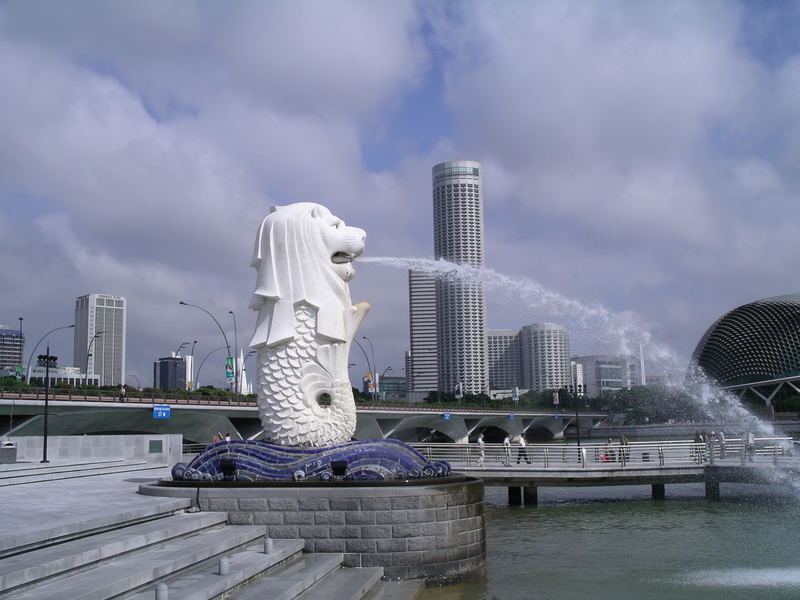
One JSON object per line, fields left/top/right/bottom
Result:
{"left": 140, "top": 476, "right": 485, "bottom": 583}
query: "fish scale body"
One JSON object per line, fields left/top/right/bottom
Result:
{"left": 256, "top": 302, "right": 356, "bottom": 447}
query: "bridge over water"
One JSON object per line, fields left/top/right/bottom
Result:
{"left": 410, "top": 438, "right": 800, "bottom": 505}
{"left": 0, "top": 388, "right": 606, "bottom": 443}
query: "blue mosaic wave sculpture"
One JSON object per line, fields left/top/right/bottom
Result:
{"left": 171, "top": 438, "right": 451, "bottom": 482}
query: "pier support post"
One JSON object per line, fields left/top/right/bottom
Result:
{"left": 508, "top": 486, "right": 522, "bottom": 506}
{"left": 651, "top": 483, "right": 665, "bottom": 500}
{"left": 523, "top": 486, "right": 538, "bottom": 507}
{"left": 705, "top": 480, "right": 720, "bottom": 501}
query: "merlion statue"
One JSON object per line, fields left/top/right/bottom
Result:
{"left": 249, "top": 202, "right": 369, "bottom": 447}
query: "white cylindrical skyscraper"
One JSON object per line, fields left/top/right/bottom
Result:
{"left": 432, "top": 160, "right": 487, "bottom": 395}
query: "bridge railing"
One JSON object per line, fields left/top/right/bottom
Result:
{"left": 410, "top": 437, "right": 795, "bottom": 469}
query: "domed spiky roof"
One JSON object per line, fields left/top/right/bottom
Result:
{"left": 691, "top": 294, "right": 800, "bottom": 386}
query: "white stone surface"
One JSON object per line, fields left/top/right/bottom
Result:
{"left": 249, "top": 203, "right": 369, "bottom": 447}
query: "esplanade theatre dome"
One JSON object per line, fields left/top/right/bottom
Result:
{"left": 691, "top": 294, "right": 800, "bottom": 387}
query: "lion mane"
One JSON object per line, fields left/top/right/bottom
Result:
{"left": 248, "top": 203, "right": 358, "bottom": 348}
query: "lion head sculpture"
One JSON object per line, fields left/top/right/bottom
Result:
{"left": 248, "top": 203, "right": 366, "bottom": 348}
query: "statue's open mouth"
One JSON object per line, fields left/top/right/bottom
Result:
{"left": 331, "top": 252, "right": 355, "bottom": 264}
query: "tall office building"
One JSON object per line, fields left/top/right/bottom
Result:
{"left": 0, "top": 325, "right": 24, "bottom": 369}
{"left": 433, "top": 160, "right": 488, "bottom": 395}
{"left": 520, "top": 323, "right": 571, "bottom": 391}
{"left": 73, "top": 294, "right": 127, "bottom": 387}
{"left": 407, "top": 270, "right": 438, "bottom": 395}
{"left": 487, "top": 329, "right": 521, "bottom": 390}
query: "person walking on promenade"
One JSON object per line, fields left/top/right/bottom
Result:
{"left": 502, "top": 434, "right": 511, "bottom": 466}
{"left": 517, "top": 433, "right": 531, "bottom": 464}
{"left": 477, "top": 432, "right": 485, "bottom": 466}
{"left": 212, "top": 431, "right": 223, "bottom": 444}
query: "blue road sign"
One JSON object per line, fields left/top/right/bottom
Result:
{"left": 153, "top": 405, "right": 171, "bottom": 419}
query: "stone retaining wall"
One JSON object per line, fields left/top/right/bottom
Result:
{"left": 140, "top": 477, "right": 485, "bottom": 583}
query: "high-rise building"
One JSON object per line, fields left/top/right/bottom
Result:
{"left": 0, "top": 324, "right": 24, "bottom": 369}
{"left": 520, "top": 323, "right": 571, "bottom": 391}
{"left": 571, "top": 354, "right": 642, "bottom": 398}
{"left": 407, "top": 270, "right": 438, "bottom": 395}
{"left": 73, "top": 294, "right": 126, "bottom": 387}
{"left": 154, "top": 354, "right": 186, "bottom": 391}
{"left": 432, "top": 160, "right": 487, "bottom": 395}
{"left": 487, "top": 329, "right": 521, "bottom": 390}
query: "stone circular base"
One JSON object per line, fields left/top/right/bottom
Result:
{"left": 140, "top": 476, "right": 485, "bottom": 584}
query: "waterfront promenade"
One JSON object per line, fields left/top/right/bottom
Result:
{"left": 411, "top": 437, "right": 799, "bottom": 504}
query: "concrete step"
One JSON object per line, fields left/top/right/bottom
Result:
{"left": 0, "top": 512, "right": 228, "bottom": 594}
{"left": 0, "top": 462, "right": 165, "bottom": 488}
{"left": 4, "top": 525, "right": 265, "bottom": 600}
{"left": 364, "top": 580, "right": 425, "bottom": 600}
{"left": 295, "top": 567, "right": 383, "bottom": 600}
{"left": 0, "top": 497, "right": 191, "bottom": 558}
{"left": 232, "top": 553, "right": 343, "bottom": 600}
{"left": 0, "top": 459, "right": 129, "bottom": 477}
{"left": 125, "top": 539, "right": 305, "bottom": 600}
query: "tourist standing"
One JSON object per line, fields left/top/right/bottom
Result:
{"left": 745, "top": 430, "right": 756, "bottom": 461}
{"left": 477, "top": 432, "right": 485, "bottom": 466}
{"left": 502, "top": 435, "right": 511, "bottom": 466}
{"left": 619, "top": 435, "right": 630, "bottom": 461}
{"left": 603, "top": 437, "right": 615, "bottom": 462}
{"left": 212, "top": 432, "right": 223, "bottom": 444}
{"left": 717, "top": 430, "right": 726, "bottom": 458}
{"left": 517, "top": 433, "right": 531, "bottom": 464}
{"left": 693, "top": 430, "right": 703, "bottom": 463}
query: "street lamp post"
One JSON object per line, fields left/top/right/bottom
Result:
{"left": 380, "top": 366, "right": 393, "bottom": 400}
{"left": 568, "top": 385, "right": 583, "bottom": 448}
{"left": 84, "top": 331, "right": 105, "bottom": 399}
{"left": 362, "top": 336, "right": 377, "bottom": 403}
{"left": 38, "top": 345, "right": 57, "bottom": 463}
{"left": 194, "top": 346, "right": 227, "bottom": 390}
{"left": 179, "top": 301, "right": 233, "bottom": 394}
{"left": 25, "top": 324, "right": 74, "bottom": 384}
{"left": 175, "top": 341, "right": 188, "bottom": 356}
{"left": 128, "top": 373, "right": 142, "bottom": 389}
{"left": 354, "top": 338, "right": 375, "bottom": 403}
{"left": 229, "top": 311, "right": 239, "bottom": 396}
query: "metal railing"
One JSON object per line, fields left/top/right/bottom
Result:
{"left": 409, "top": 437, "right": 795, "bottom": 469}
{"left": 0, "top": 387, "right": 257, "bottom": 407}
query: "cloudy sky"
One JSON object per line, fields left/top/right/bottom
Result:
{"left": 2, "top": 1, "right": 799, "bottom": 387}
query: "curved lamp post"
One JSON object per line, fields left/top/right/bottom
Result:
{"left": 380, "top": 366, "right": 393, "bottom": 400}
{"left": 179, "top": 301, "right": 233, "bottom": 393}
{"left": 362, "top": 336, "right": 377, "bottom": 403}
{"left": 194, "top": 346, "right": 227, "bottom": 389}
{"left": 127, "top": 373, "right": 142, "bottom": 389}
{"left": 84, "top": 331, "right": 105, "bottom": 391}
{"left": 25, "top": 324, "right": 74, "bottom": 384}
{"left": 353, "top": 338, "right": 374, "bottom": 402}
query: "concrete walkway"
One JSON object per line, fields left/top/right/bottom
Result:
{"left": 0, "top": 461, "right": 180, "bottom": 555}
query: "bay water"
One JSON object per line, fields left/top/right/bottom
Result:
{"left": 421, "top": 483, "right": 800, "bottom": 600}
